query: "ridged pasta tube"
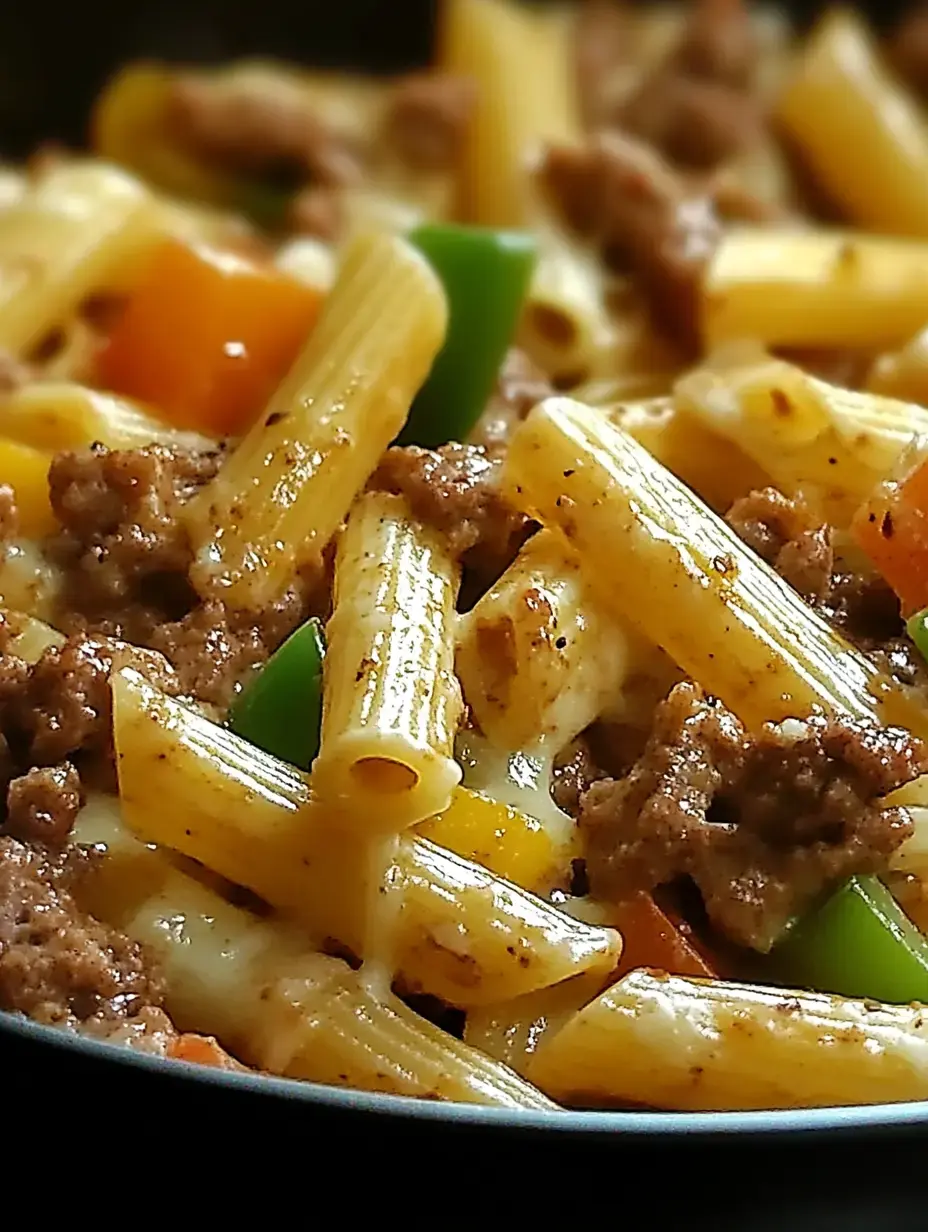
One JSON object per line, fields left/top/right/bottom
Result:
{"left": 500, "top": 397, "right": 928, "bottom": 736}
{"left": 0, "top": 160, "right": 159, "bottom": 355}
{"left": 518, "top": 231, "right": 618, "bottom": 385}
{"left": 441, "top": 0, "right": 580, "bottom": 227}
{"left": 313, "top": 490, "right": 463, "bottom": 830}
{"left": 183, "top": 230, "right": 447, "bottom": 609}
{"left": 604, "top": 396, "right": 770, "bottom": 514}
{"left": 1, "top": 610, "right": 63, "bottom": 662}
{"left": 777, "top": 9, "right": 928, "bottom": 237}
{"left": 111, "top": 668, "right": 623, "bottom": 1007}
{"left": 526, "top": 970, "right": 928, "bottom": 1110}
{"left": 703, "top": 228, "right": 928, "bottom": 351}
{"left": 676, "top": 352, "right": 928, "bottom": 525}
{"left": 123, "top": 867, "right": 554, "bottom": 1108}
{"left": 456, "top": 528, "right": 637, "bottom": 751}
{"left": 0, "top": 381, "right": 217, "bottom": 452}
{"left": 464, "top": 970, "right": 608, "bottom": 1078}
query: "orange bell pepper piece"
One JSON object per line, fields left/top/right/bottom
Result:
{"left": 168, "top": 1033, "right": 250, "bottom": 1072}
{"left": 610, "top": 892, "right": 715, "bottom": 980}
{"left": 852, "top": 456, "right": 928, "bottom": 617}
{"left": 96, "top": 238, "right": 324, "bottom": 438}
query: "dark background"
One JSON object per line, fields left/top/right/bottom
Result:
{"left": 0, "top": 0, "right": 916, "bottom": 158}
{"left": 2, "top": 0, "right": 928, "bottom": 1218}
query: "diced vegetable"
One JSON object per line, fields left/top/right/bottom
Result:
{"left": 169, "top": 1034, "right": 249, "bottom": 1071}
{"left": 909, "top": 609, "right": 928, "bottom": 665}
{"left": 96, "top": 238, "right": 323, "bottom": 437}
{"left": 228, "top": 617, "right": 325, "bottom": 771}
{"left": 400, "top": 223, "right": 537, "bottom": 448}
{"left": 773, "top": 875, "right": 928, "bottom": 1004}
{"left": 0, "top": 438, "right": 57, "bottom": 537}
{"left": 611, "top": 893, "right": 715, "bottom": 981}
{"left": 851, "top": 457, "right": 928, "bottom": 616}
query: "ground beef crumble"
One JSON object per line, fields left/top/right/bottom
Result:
{"left": 725, "top": 487, "right": 927, "bottom": 692}
{"left": 581, "top": 681, "right": 926, "bottom": 951}
{"left": 382, "top": 72, "right": 476, "bottom": 172}
{"left": 469, "top": 348, "right": 554, "bottom": 458}
{"left": 371, "top": 442, "right": 533, "bottom": 595}
{"left": 5, "top": 763, "right": 82, "bottom": 847}
{"left": 48, "top": 443, "right": 323, "bottom": 709}
{"left": 537, "top": 132, "right": 721, "bottom": 351}
{"left": 167, "top": 72, "right": 364, "bottom": 187}
{"left": 0, "top": 836, "right": 168, "bottom": 1034}
{"left": 616, "top": 0, "right": 761, "bottom": 171}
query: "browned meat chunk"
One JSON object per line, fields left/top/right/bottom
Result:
{"left": 619, "top": 72, "right": 761, "bottom": 171}
{"left": 287, "top": 184, "right": 345, "bottom": 241}
{"left": 725, "top": 487, "right": 923, "bottom": 694}
{"left": 49, "top": 443, "right": 221, "bottom": 617}
{"left": 726, "top": 488, "right": 833, "bottom": 604}
{"left": 573, "top": 0, "right": 633, "bottom": 128}
{"left": 668, "top": 0, "right": 758, "bottom": 89}
{"left": 4, "top": 763, "right": 83, "bottom": 847}
{"left": 0, "top": 836, "right": 168, "bottom": 1032}
{"left": 48, "top": 442, "right": 323, "bottom": 711}
{"left": 469, "top": 348, "right": 554, "bottom": 457}
{"left": 538, "top": 132, "right": 721, "bottom": 349}
{"left": 0, "top": 634, "right": 180, "bottom": 773}
{"left": 383, "top": 72, "right": 476, "bottom": 171}
{"left": 581, "top": 681, "right": 925, "bottom": 950}
{"left": 614, "top": 0, "right": 760, "bottom": 171}
{"left": 167, "top": 73, "right": 364, "bottom": 186}
{"left": 372, "top": 442, "right": 532, "bottom": 587}
{"left": 551, "top": 736, "right": 605, "bottom": 816}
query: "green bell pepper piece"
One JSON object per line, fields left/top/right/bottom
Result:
{"left": 773, "top": 874, "right": 928, "bottom": 1004}
{"left": 906, "top": 608, "right": 928, "bottom": 664}
{"left": 400, "top": 223, "right": 538, "bottom": 449}
{"left": 228, "top": 617, "right": 325, "bottom": 771}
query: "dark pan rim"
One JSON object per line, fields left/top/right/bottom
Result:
{"left": 5, "top": 1007, "right": 928, "bottom": 1138}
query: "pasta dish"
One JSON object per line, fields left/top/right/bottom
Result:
{"left": 4, "top": 0, "right": 928, "bottom": 1113}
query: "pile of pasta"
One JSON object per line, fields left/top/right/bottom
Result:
{"left": 8, "top": 0, "right": 928, "bottom": 1114}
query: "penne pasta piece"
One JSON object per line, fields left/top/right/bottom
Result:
{"left": 101, "top": 847, "right": 555, "bottom": 1108}
{"left": 0, "top": 161, "right": 161, "bottom": 356}
{"left": 463, "top": 969, "right": 608, "bottom": 1077}
{"left": 500, "top": 397, "right": 928, "bottom": 736}
{"left": 112, "top": 668, "right": 623, "bottom": 1007}
{"left": 0, "top": 381, "right": 218, "bottom": 452}
{"left": 703, "top": 228, "right": 928, "bottom": 352}
{"left": 248, "top": 951, "right": 557, "bottom": 1107}
{"left": 867, "top": 327, "right": 928, "bottom": 407}
{"left": 518, "top": 229, "right": 618, "bottom": 385}
{"left": 526, "top": 970, "right": 928, "bottom": 1110}
{"left": 0, "top": 541, "right": 61, "bottom": 624}
{"left": 313, "top": 490, "right": 463, "bottom": 830}
{"left": 183, "top": 230, "right": 447, "bottom": 609}
{"left": 676, "top": 351, "right": 928, "bottom": 525}
{"left": 441, "top": 0, "right": 581, "bottom": 227}
{"left": 456, "top": 528, "right": 638, "bottom": 751}
{"left": 777, "top": 9, "right": 928, "bottom": 236}
{"left": 1, "top": 609, "right": 63, "bottom": 662}
{"left": 603, "top": 396, "right": 771, "bottom": 514}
